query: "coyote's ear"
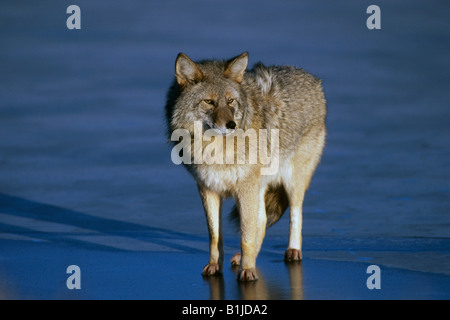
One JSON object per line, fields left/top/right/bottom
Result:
{"left": 224, "top": 52, "right": 248, "bottom": 83}
{"left": 175, "top": 53, "right": 203, "bottom": 86}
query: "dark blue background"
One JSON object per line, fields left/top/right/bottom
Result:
{"left": 0, "top": 0, "right": 449, "bottom": 299}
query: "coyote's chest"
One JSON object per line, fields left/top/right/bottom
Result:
{"left": 193, "top": 163, "right": 249, "bottom": 195}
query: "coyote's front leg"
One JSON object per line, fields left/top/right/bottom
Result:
{"left": 198, "top": 185, "right": 223, "bottom": 276}
{"left": 235, "top": 179, "right": 265, "bottom": 281}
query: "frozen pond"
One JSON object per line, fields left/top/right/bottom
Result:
{"left": 0, "top": 0, "right": 449, "bottom": 299}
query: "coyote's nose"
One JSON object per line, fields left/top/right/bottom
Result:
{"left": 226, "top": 121, "right": 236, "bottom": 130}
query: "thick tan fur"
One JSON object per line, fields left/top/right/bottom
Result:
{"left": 165, "top": 52, "right": 327, "bottom": 281}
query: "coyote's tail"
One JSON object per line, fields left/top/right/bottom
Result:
{"left": 229, "top": 184, "right": 289, "bottom": 229}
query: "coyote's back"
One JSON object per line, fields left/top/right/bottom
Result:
{"left": 242, "top": 64, "right": 326, "bottom": 157}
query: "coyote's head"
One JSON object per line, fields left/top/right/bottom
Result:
{"left": 166, "top": 52, "right": 249, "bottom": 136}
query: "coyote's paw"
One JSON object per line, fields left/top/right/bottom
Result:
{"left": 284, "top": 248, "right": 302, "bottom": 262}
{"left": 230, "top": 253, "right": 241, "bottom": 266}
{"left": 238, "top": 268, "right": 258, "bottom": 282}
{"left": 202, "top": 263, "right": 222, "bottom": 276}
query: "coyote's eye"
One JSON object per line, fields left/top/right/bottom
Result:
{"left": 227, "top": 98, "right": 234, "bottom": 104}
{"left": 203, "top": 99, "right": 213, "bottom": 105}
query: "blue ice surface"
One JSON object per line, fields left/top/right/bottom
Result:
{"left": 1, "top": 238, "right": 450, "bottom": 300}
{"left": 0, "top": 0, "right": 449, "bottom": 299}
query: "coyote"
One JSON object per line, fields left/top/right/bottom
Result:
{"left": 165, "top": 52, "right": 326, "bottom": 281}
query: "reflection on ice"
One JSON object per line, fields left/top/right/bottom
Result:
{"left": 203, "top": 261, "right": 304, "bottom": 300}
